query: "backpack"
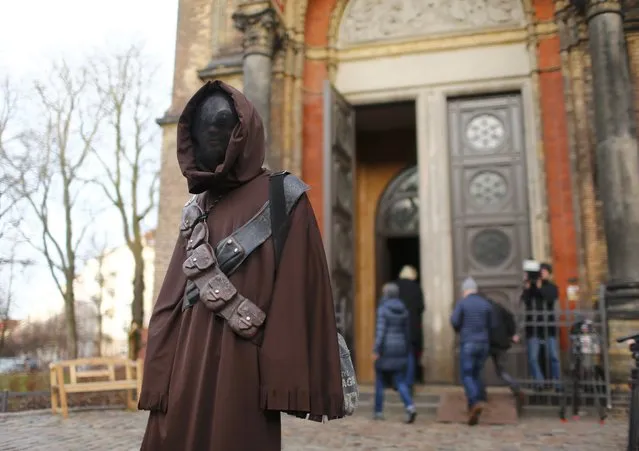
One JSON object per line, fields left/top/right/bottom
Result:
{"left": 488, "top": 299, "right": 516, "bottom": 350}
{"left": 269, "top": 172, "right": 359, "bottom": 417}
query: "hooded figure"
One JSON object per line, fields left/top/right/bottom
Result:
{"left": 138, "top": 81, "right": 344, "bottom": 450}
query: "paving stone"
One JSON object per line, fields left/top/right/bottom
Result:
{"left": 0, "top": 409, "right": 629, "bottom": 450}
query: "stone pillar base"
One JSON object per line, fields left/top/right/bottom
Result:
{"left": 605, "top": 283, "right": 639, "bottom": 382}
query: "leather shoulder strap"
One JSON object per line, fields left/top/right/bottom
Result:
{"left": 182, "top": 173, "right": 309, "bottom": 311}
{"left": 270, "top": 171, "right": 309, "bottom": 267}
{"left": 213, "top": 172, "right": 309, "bottom": 276}
{"left": 270, "top": 172, "right": 288, "bottom": 268}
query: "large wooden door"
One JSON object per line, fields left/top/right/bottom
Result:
{"left": 448, "top": 93, "right": 531, "bottom": 383}
{"left": 323, "top": 81, "right": 357, "bottom": 356}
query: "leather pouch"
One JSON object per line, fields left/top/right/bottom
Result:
{"left": 201, "top": 273, "right": 237, "bottom": 312}
{"left": 182, "top": 243, "right": 216, "bottom": 278}
{"left": 186, "top": 222, "right": 208, "bottom": 251}
{"left": 226, "top": 298, "right": 266, "bottom": 339}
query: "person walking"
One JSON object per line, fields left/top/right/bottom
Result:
{"left": 373, "top": 282, "right": 417, "bottom": 424}
{"left": 450, "top": 277, "right": 493, "bottom": 426}
{"left": 395, "top": 265, "right": 425, "bottom": 393}
{"left": 482, "top": 295, "right": 524, "bottom": 410}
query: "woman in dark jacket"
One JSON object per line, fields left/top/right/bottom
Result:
{"left": 395, "top": 264, "right": 425, "bottom": 390}
{"left": 373, "top": 282, "right": 417, "bottom": 423}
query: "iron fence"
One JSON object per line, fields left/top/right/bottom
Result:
{"left": 0, "top": 390, "right": 50, "bottom": 413}
{"left": 490, "top": 285, "right": 613, "bottom": 418}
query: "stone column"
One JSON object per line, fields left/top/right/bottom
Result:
{"left": 233, "top": 1, "right": 281, "bottom": 169}
{"left": 579, "top": 0, "right": 639, "bottom": 284}
{"left": 577, "top": 0, "right": 639, "bottom": 376}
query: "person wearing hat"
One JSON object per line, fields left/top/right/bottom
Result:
{"left": 450, "top": 276, "right": 493, "bottom": 426}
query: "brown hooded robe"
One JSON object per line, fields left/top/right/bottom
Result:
{"left": 138, "top": 81, "right": 344, "bottom": 450}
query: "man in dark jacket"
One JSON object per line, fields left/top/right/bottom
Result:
{"left": 373, "top": 282, "right": 417, "bottom": 424}
{"left": 481, "top": 296, "right": 522, "bottom": 405}
{"left": 450, "top": 277, "right": 492, "bottom": 425}
{"left": 521, "top": 262, "right": 561, "bottom": 390}
{"left": 395, "top": 265, "right": 425, "bottom": 390}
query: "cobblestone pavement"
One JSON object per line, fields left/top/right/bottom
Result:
{"left": 0, "top": 409, "right": 629, "bottom": 450}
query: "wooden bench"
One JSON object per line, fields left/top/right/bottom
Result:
{"left": 49, "top": 357, "right": 143, "bottom": 418}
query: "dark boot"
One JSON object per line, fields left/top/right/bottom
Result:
{"left": 468, "top": 402, "right": 485, "bottom": 426}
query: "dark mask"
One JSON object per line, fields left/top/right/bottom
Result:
{"left": 191, "top": 91, "right": 238, "bottom": 171}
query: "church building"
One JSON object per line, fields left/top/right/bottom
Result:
{"left": 153, "top": 0, "right": 639, "bottom": 384}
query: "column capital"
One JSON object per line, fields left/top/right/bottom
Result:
{"left": 570, "top": 0, "right": 622, "bottom": 19}
{"left": 232, "top": 1, "right": 282, "bottom": 58}
{"left": 622, "top": 0, "right": 639, "bottom": 30}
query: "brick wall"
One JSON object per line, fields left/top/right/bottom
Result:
{"left": 532, "top": 2, "right": 580, "bottom": 348}
{"left": 302, "top": 0, "right": 339, "bottom": 228}
{"left": 576, "top": 47, "right": 608, "bottom": 301}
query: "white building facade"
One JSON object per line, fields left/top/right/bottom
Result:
{"left": 74, "top": 233, "right": 155, "bottom": 357}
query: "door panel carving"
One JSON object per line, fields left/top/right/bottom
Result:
{"left": 449, "top": 93, "right": 531, "bottom": 382}
{"left": 323, "top": 81, "right": 357, "bottom": 355}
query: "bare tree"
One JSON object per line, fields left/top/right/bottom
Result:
{"left": 0, "top": 243, "right": 18, "bottom": 354}
{"left": 89, "top": 45, "right": 159, "bottom": 359}
{"left": 2, "top": 61, "right": 104, "bottom": 359}
{"left": 0, "top": 76, "right": 24, "bottom": 244}
{"left": 84, "top": 234, "right": 116, "bottom": 357}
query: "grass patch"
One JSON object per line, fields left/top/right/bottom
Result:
{"left": 0, "top": 371, "right": 50, "bottom": 392}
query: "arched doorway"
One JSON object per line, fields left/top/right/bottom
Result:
{"left": 375, "top": 166, "right": 420, "bottom": 295}
{"left": 301, "top": 0, "right": 549, "bottom": 383}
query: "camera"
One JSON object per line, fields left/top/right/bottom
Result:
{"left": 523, "top": 259, "right": 541, "bottom": 282}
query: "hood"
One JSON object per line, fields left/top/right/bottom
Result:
{"left": 381, "top": 298, "right": 408, "bottom": 318}
{"left": 177, "top": 80, "right": 266, "bottom": 194}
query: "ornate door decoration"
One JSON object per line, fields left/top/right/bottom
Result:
{"left": 377, "top": 166, "right": 420, "bottom": 237}
{"left": 323, "top": 81, "right": 357, "bottom": 354}
{"left": 448, "top": 94, "right": 531, "bottom": 379}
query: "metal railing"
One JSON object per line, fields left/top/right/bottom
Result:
{"left": 0, "top": 390, "right": 51, "bottom": 413}
{"left": 491, "top": 289, "right": 612, "bottom": 419}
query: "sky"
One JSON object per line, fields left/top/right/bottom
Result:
{"left": 0, "top": 0, "right": 179, "bottom": 320}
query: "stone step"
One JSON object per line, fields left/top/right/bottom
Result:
{"left": 357, "top": 384, "right": 625, "bottom": 413}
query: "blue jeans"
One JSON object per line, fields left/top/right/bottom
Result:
{"left": 374, "top": 369, "right": 414, "bottom": 413}
{"left": 527, "top": 336, "right": 561, "bottom": 385}
{"left": 459, "top": 342, "right": 490, "bottom": 408}
{"left": 406, "top": 351, "right": 416, "bottom": 388}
